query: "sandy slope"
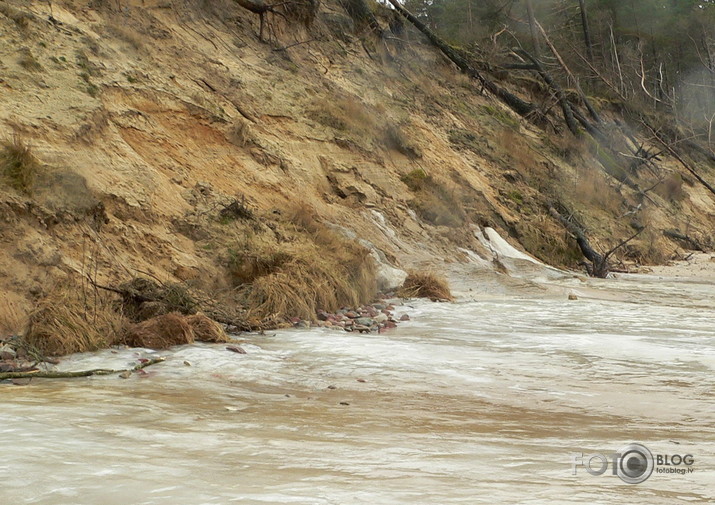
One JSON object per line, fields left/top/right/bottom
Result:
{"left": 0, "top": 0, "right": 713, "bottom": 317}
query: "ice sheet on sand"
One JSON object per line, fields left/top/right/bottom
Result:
{"left": 475, "top": 227, "right": 540, "bottom": 264}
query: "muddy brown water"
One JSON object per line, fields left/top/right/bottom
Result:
{"left": 1, "top": 269, "right": 713, "bottom": 504}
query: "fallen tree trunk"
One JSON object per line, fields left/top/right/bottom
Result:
{"left": 549, "top": 206, "right": 643, "bottom": 278}
{"left": 548, "top": 206, "right": 607, "bottom": 276}
{"left": 515, "top": 49, "right": 579, "bottom": 134}
{"left": 534, "top": 20, "right": 601, "bottom": 123}
{"left": 0, "top": 357, "right": 165, "bottom": 381}
{"left": 642, "top": 122, "right": 715, "bottom": 198}
{"left": 663, "top": 229, "right": 705, "bottom": 251}
{"left": 385, "top": 0, "right": 536, "bottom": 119}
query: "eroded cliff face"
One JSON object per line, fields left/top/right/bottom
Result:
{"left": 1, "top": 0, "right": 713, "bottom": 318}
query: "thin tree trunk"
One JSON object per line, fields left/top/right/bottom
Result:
{"left": 525, "top": 0, "right": 541, "bottom": 58}
{"left": 578, "top": 0, "right": 594, "bottom": 63}
{"left": 535, "top": 20, "right": 601, "bottom": 122}
{"left": 609, "top": 22, "right": 625, "bottom": 95}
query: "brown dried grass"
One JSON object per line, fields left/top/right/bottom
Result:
{"left": 1, "top": 136, "right": 40, "bottom": 195}
{"left": 186, "top": 313, "right": 228, "bottom": 343}
{"left": 124, "top": 312, "right": 194, "bottom": 349}
{"left": 573, "top": 168, "right": 623, "bottom": 216}
{"left": 24, "top": 280, "right": 128, "bottom": 356}
{"left": 0, "top": 297, "right": 26, "bottom": 338}
{"left": 232, "top": 204, "right": 376, "bottom": 320}
{"left": 397, "top": 270, "right": 453, "bottom": 301}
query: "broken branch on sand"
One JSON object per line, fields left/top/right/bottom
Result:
{"left": 0, "top": 357, "right": 165, "bottom": 381}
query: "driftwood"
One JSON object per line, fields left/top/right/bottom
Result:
{"left": 0, "top": 357, "right": 165, "bottom": 381}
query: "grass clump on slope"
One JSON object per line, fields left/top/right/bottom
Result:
{"left": 0, "top": 136, "right": 39, "bottom": 195}
{"left": 230, "top": 204, "right": 376, "bottom": 321}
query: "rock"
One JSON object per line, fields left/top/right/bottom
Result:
{"left": 0, "top": 345, "right": 16, "bottom": 361}
{"left": 344, "top": 311, "right": 359, "bottom": 319}
{"left": 356, "top": 378, "right": 366, "bottom": 383}
{"left": 226, "top": 345, "right": 247, "bottom": 354}
{"left": 327, "top": 385, "right": 337, "bottom": 390}
{"left": 295, "top": 320, "right": 310, "bottom": 328}
{"left": 373, "top": 313, "right": 388, "bottom": 323}
{"left": 339, "top": 401, "right": 350, "bottom": 406}
{"left": 568, "top": 293, "right": 578, "bottom": 300}
{"left": 317, "top": 311, "right": 330, "bottom": 321}
{"left": 368, "top": 248, "right": 408, "bottom": 291}
{"left": 125, "top": 313, "right": 195, "bottom": 349}
{"left": 372, "top": 303, "right": 386, "bottom": 310}
{"left": 118, "top": 371, "right": 132, "bottom": 379}
{"left": 355, "top": 317, "right": 375, "bottom": 326}
{"left": 353, "top": 324, "right": 371, "bottom": 333}
{"left": 399, "top": 313, "right": 410, "bottom": 321}
{"left": 183, "top": 360, "right": 192, "bottom": 366}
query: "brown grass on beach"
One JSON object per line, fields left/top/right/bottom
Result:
{"left": 24, "top": 280, "right": 128, "bottom": 356}
{"left": 397, "top": 270, "right": 453, "bottom": 301}
{"left": 186, "top": 312, "right": 229, "bottom": 343}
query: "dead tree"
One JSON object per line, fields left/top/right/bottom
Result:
{"left": 514, "top": 49, "right": 579, "bottom": 134}
{"left": 525, "top": 0, "right": 541, "bottom": 58}
{"left": 577, "top": 0, "right": 594, "bottom": 64}
{"left": 549, "top": 206, "right": 643, "bottom": 278}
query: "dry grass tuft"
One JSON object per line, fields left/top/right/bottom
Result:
{"left": 124, "top": 312, "right": 194, "bottom": 349}
{"left": 1, "top": 136, "right": 40, "bottom": 195}
{"left": 24, "top": 280, "right": 128, "bottom": 356}
{"left": 0, "top": 298, "right": 27, "bottom": 339}
{"left": 400, "top": 169, "right": 465, "bottom": 227}
{"left": 397, "top": 270, "right": 453, "bottom": 301}
{"left": 654, "top": 173, "right": 685, "bottom": 202}
{"left": 573, "top": 168, "right": 623, "bottom": 216}
{"left": 230, "top": 204, "right": 376, "bottom": 320}
{"left": 0, "top": 4, "right": 34, "bottom": 29}
{"left": 283, "top": 0, "right": 320, "bottom": 26}
{"left": 186, "top": 313, "right": 229, "bottom": 343}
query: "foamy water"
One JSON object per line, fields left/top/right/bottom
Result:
{"left": 1, "top": 271, "right": 713, "bottom": 504}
